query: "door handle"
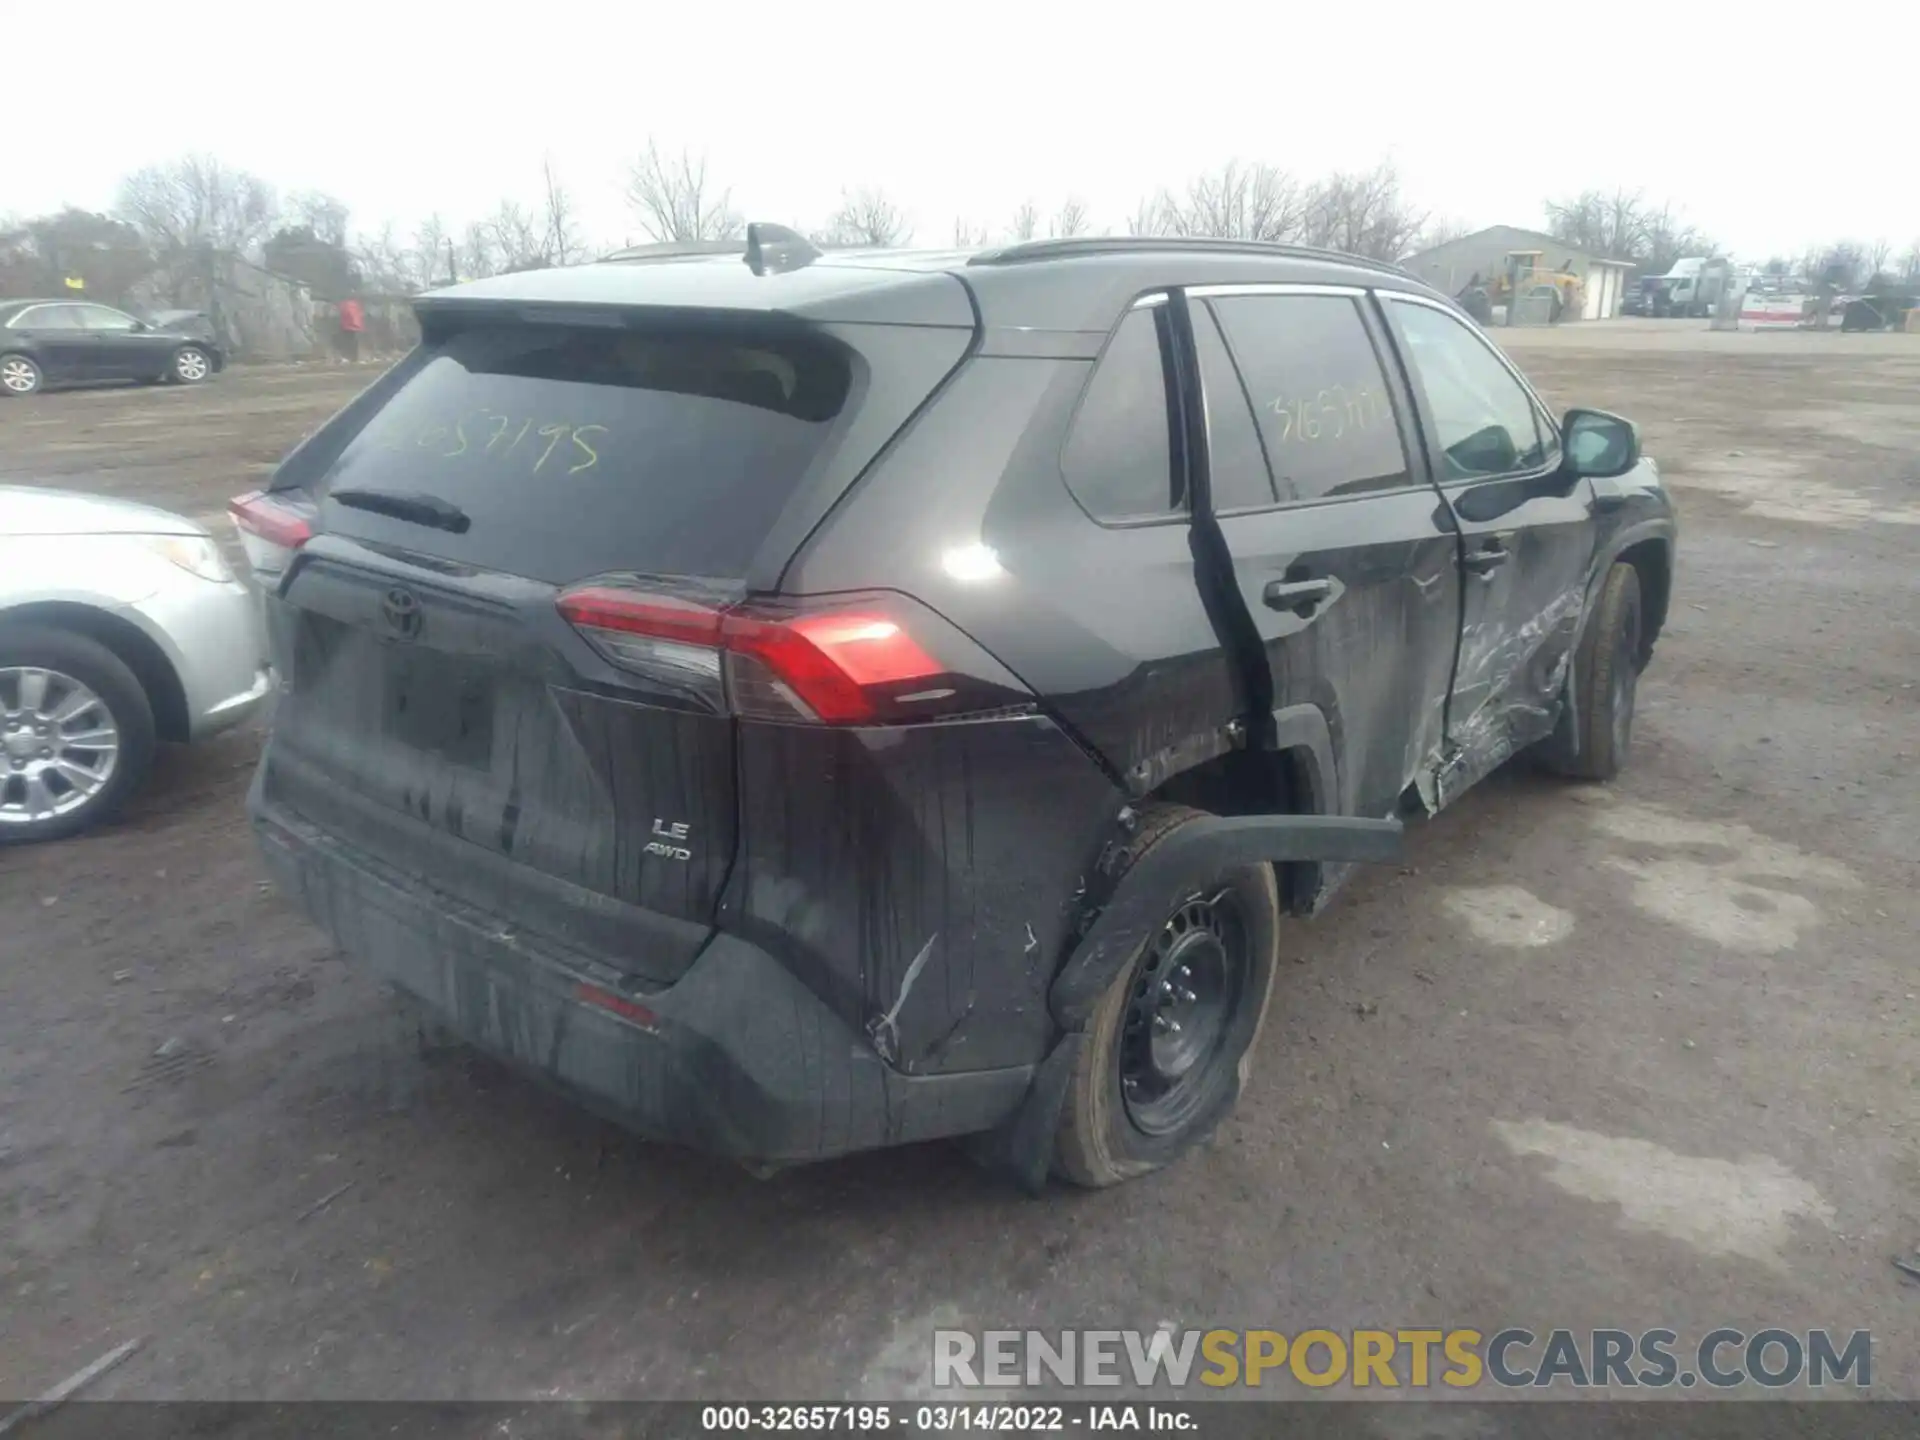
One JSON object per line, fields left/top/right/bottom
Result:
{"left": 1462, "top": 543, "right": 1510, "bottom": 576}
{"left": 1263, "top": 577, "right": 1333, "bottom": 614}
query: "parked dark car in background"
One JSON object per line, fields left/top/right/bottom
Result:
{"left": 237, "top": 230, "right": 1675, "bottom": 1190}
{"left": 0, "top": 299, "right": 224, "bottom": 397}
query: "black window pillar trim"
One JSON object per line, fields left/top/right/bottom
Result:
{"left": 1161, "top": 288, "right": 1276, "bottom": 754}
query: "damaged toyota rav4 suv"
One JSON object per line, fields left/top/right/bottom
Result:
{"left": 240, "top": 230, "right": 1674, "bottom": 1189}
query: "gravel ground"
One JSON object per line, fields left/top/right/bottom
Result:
{"left": 1, "top": 328, "right": 1916, "bottom": 1416}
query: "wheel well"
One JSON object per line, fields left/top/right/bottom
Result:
{"left": 1145, "top": 744, "right": 1321, "bottom": 912}
{"left": 1616, "top": 538, "right": 1671, "bottom": 664}
{"left": 1, "top": 603, "right": 190, "bottom": 741}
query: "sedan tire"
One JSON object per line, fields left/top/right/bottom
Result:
{"left": 0, "top": 623, "right": 156, "bottom": 844}
{"left": 171, "top": 346, "right": 214, "bottom": 385}
{"left": 0, "top": 353, "right": 42, "bottom": 397}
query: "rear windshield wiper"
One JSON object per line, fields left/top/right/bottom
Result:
{"left": 329, "top": 487, "right": 472, "bottom": 534}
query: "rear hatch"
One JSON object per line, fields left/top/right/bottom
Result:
{"left": 244, "top": 295, "right": 972, "bottom": 983}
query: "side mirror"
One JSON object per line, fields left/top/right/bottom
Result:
{"left": 131, "top": 319, "right": 150, "bottom": 333}
{"left": 1561, "top": 408, "right": 1640, "bottom": 479}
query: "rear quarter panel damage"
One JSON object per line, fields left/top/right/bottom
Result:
{"left": 720, "top": 713, "right": 1122, "bottom": 1076}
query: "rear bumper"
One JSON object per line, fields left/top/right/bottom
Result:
{"left": 250, "top": 776, "right": 1033, "bottom": 1163}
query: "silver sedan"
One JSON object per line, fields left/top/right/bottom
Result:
{"left": 0, "top": 486, "right": 273, "bottom": 842}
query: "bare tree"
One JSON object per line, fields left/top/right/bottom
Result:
{"left": 1050, "top": 198, "right": 1090, "bottom": 239}
{"left": 412, "top": 214, "right": 454, "bottom": 289}
{"left": 1640, "top": 205, "right": 1714, "bottom": 277}
{"left": 287, "top": 192, "right": 351, "bottom": 249}
{"left": 0, "top": 208, "right": 154, "bottom": 303}
{"left": 116, "top": 154, "right": 277, "bottom": 258}
{"left": 1124, "top": 196, "right": 1171, "bottom": 237}
{"left": 1862, "top": 237, "right": 1892, "bottom": 284}
{"left": 541, "top": 159, "right": 585, "bottom": 266}
{"left": 817, "top": 188, "right": 911, "bottom": 248}
{"left": 1008, "top": 200, "right": 1040, "bottom": 242}
{"left": 952, "top": 217, "right": 990, "bottom": 247}
{"left": 1416, "top": 215, "right": 1474, "bottom": 250}
{"left": 1544, "top": 188, "right": 1649, "bottom": 261}
{"left": 625, "top": 142, "right": 741, "bottom": 242}
{"left": 1903, "top": 240, "right": 1920, "bottom": 283}
{"left": 1299, "top": 162, "right": 1424, "bottom": 261}
{"left": 1157, "top": 161, "right": 1305, "bottom": 242}
{"left": 1544, "top": 189, "right": 1714, "bottom": 275}
{"left": 486, "top": 200, "right": 549, "bottom": 272}
{"left": 460, "top": 220, "right": 501, "bottom": 281}
{"left": 351, "top": 222, "right": 411, "bottom": 294}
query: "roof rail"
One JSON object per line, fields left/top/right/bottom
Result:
{"left": 968, "top": 235, "right": 1412, "bottom": 279}
{"left": 601, "top": 240, "right": 744, "bottom": 263}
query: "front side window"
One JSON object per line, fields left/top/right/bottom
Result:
{"left": 1060, "top": 306, "right": 1178, "bottom": 523}
{"left": 1389, "top": 300, "right": 1552, "bottom": 480}
{"left": 1208, "top": 294, "right": 1411, "bottom": 503}
{"left": 76, "top": 306, "right": 140, "bottom": 332}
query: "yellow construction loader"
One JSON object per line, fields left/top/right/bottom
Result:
{"left": 1457, "top": 250, "right": 1584, "bottom": 325}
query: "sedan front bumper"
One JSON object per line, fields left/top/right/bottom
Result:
{"left": 130, "top": 567, "right": 273, "bottom": 740}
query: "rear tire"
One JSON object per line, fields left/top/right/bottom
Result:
{"left": 1544, "top": 562, "right": 1643, "bottom": 782}
{"left": 0, "top": 353, "right": 41, "bottom": 397}
{"left": 1054, "top": 804, "right": 1280, "bottom": 1188}
{"left": 0, "top": 623, "right": 156, "bottom": 844}
{"left": 171, "top": 346, "right": 213, "bottom": 385}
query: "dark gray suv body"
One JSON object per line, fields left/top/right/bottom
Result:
{"left": 237, "top": 234, "right": 1675, "bottom": 1188}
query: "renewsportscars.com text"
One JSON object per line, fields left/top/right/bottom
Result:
{"left": 933, "top": 1327, "right": 1871, "bottom": 1391}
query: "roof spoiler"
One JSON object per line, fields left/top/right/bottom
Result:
{"left": 745, "top": 223, "right": 821, "bottom": 277}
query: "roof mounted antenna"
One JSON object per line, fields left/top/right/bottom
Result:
{"left": 745, "top": 223, "right": 820, "bottom": 277}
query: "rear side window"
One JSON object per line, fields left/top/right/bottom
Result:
{"left": 312, "top": 324, "right": 851, "bottom": 584}
{"left": 1210, "top": 295, "right": 1411, "bottom": 503}
{"left": 1061, "top": 307, "right": 1177, "bottom": 522}
{"left": 11, "top": 305, "right": 83, "bottom": 330}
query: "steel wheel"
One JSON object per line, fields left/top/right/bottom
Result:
{"left": 1, "top": 355, "right": 40, "bottom": 395}
{"left": 0, "top": 667, "right": 122, "bottom": 827}
{"left": 173, "top": 347, "right": 211, "bottom": 383}
{"left": 1119, "top": 889, "right": 1249, "bottom": 1136}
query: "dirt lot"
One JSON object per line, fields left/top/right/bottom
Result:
{"left": 2, "top": 329, "right": 1918, "bottom": 1415}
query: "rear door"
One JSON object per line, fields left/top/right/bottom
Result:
{"left": 255, "top": 315, "right": 903, "bottom": 984}
{"left": 1378, "top": 293, "right": 1596, "bottom": 800}
{"left": 7, "top": 304, "right": 92, "bottom": 380}
{"left": 1192, "top": 286, "right": 1462, "bottom": 820}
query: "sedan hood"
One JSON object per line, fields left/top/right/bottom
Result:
{"left": 0, "top": 485, "right": 209, "bottom": 538}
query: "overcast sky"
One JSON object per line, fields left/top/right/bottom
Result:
{"left": 8, "top": 1, "right": 1916, "bottom": 262}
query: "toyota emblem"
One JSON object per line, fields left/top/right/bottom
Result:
{"left": 380, "top": 586, "right": 423, "bottom": 640}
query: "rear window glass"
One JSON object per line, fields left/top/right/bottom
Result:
{"left": 314, "top": 324, "right": 851, "bottom": 583}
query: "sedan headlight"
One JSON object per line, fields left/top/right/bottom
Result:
{"left": 142, "top": 534, "right": 234, "bottom": 584}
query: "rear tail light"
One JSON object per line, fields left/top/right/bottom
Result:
{"left": 228, "top": 490, "right": 316, "bottom": 580}
{"left": 557, "top": 582, "right": 1033, "bottom": 726}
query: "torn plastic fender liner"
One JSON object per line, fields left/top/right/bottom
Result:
{"left": 1048, "top": 813, "right": 1403, "bottom": 1029}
